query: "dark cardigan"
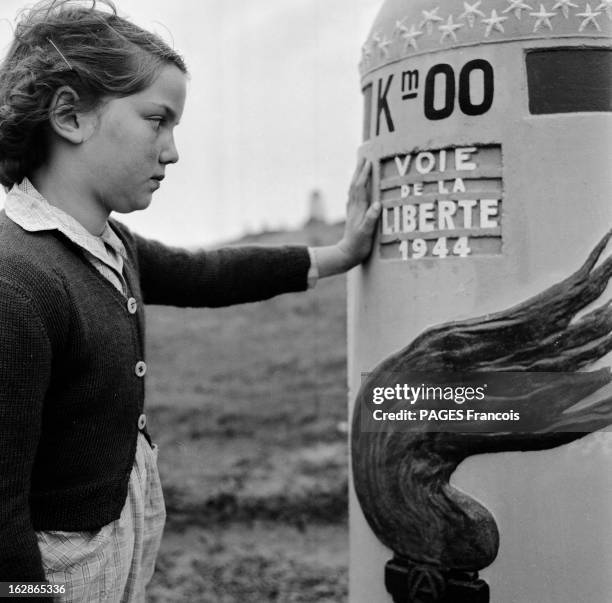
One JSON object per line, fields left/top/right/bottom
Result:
{"left": 0, "top": 213, "right": 310, "bottom": 581}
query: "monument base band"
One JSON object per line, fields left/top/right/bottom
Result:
{"left": 385, "top": 557, "right": 489, "bottom": 603}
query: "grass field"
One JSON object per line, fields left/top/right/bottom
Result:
{"left": 144, "top": 222, "right": 350, "bottom": 602}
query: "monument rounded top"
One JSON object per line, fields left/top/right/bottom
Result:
{"left": 360, "top": 0, "right": 612, "bottom": 76}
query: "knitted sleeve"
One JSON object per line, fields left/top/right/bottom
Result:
{"left": 0, "top": 281, "right": 52, "bottom": 581}
{"left": 114, "top": 223, "right": 311, "bottom": 307}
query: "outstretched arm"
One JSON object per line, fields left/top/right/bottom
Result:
{"left": 311, "top": 159, "right": 381, "bottom": 278}
{"left": 113, "top": 158, "right": 380, "bottom": 307}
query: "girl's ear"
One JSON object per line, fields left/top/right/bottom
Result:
{"left": 48, "top": 86, "right": 97, "bottom": 144}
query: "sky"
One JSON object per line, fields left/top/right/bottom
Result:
{"left": 0, "top": 0, "right": 381, "bottom": 245}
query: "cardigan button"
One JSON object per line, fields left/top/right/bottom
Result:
{"left": 135, "top": 361, "right": 147, "bottom": 377}
{"left": 137, "top": 413, "right": 147, "bottom": 430}
{"left": 127, "top": 297, "right": 138, "bottom": 314}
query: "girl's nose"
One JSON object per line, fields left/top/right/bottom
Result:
{"left": 160, "top": 134, "right": 179, "bottom": 165}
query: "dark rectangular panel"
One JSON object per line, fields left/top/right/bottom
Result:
{"left": 526, "top": 48, "right": 612, "bottom": 114}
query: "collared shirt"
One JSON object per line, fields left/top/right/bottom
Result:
{"left": 6, "top": 180, "right": 164, "bottom": 602}
{"left": 8, "top": 179, "right": 319, "bottom": 289}
{"left": 7, "top": 179, "right": 127, "bottom": 294}
{"left": 3, "top": 180, "right": 313, "bottom": 598}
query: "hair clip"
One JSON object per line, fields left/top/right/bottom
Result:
{"left": 47, "top": 37, "right": 73, "bottom": 70}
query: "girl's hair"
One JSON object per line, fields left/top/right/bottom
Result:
{"left": 0, "top": 0, "right": 187, "bottom": 188}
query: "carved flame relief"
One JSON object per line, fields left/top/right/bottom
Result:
{"left": 351, "top": 230, "right": 612, "bottom": 573}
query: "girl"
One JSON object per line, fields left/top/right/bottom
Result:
{"left": 0, "top": 0, "right": 379, "bottom": 600}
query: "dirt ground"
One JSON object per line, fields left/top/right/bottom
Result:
{"left": 149, "top": 518, "right": 347, "bottom": 602}
{"left": 143, "top": 223, "right": 350, "bottom": 602}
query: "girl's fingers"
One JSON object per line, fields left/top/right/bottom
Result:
{"left": 350, "top": 157, "right": 367, "bottom": 186}
{"left": 363, "top": 201, "right": 381, "bottom": 230}
{"left": 356, "top": 159, "right": 372, "bottom": 187}
{"left": 348, "top": 159, "right": 373, "bottom": 211}
{"left": 368, "top": 201, "right": 381, "bottom": 218}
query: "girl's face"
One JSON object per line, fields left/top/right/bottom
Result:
{"left": 80, "top": 63, "right": 187, "bottom": 215}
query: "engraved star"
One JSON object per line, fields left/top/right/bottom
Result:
{"left": 401, "top": 24, "right": 424, "bottom": 50}
{"left": 576, "top": 3, "right": 602, "bottom": 29}
{"left": 439, "top": 15, "right": 464, "bottom": 42}
{"left": 596, "top": 0, "right": 612, "bottom": 19}
{"left": 481, "top": 9, "right": 509, "bottom": 36}
{"left": 553, "top": 0, "right": 579, "bottom": 18}
{"left": 361, "top": 41, "right": 372, "bottom": 64}
{"left": 365, "top": 33, "right": 382, "bottom": 63}
{"left": 459, "top": 1, "right": 486, "bottom": 27}
{"left": 503, "top": 0, "right": 534, "bottom": 19}
{"left": 376, "top": 33, "right": 394, "bottom": 57}
{"left": 530, "top": 4, "right": 558, "bottom": 31}
{"left": 394, "top": 16, "right": 409, "bottom": 34}
{"left": 420, "top": 7, "right": 444, "bottom": 34}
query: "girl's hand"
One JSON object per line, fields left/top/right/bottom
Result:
{"left": 312, "top": 158, "right": 381, "bottom": 278}
{"left": 337, "top": 158, "right": 381, "bottom": 269}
